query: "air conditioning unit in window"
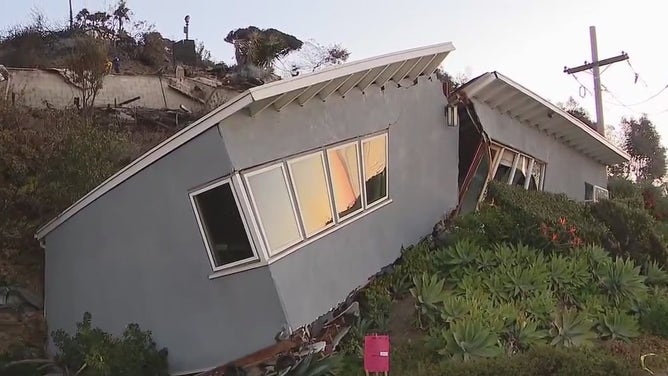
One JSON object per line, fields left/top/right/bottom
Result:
{"left": 593, "top": 185, "right": 609, "bottom": 202}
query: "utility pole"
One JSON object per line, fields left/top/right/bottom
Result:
{"left": 69, "top": 0, "right": 73, "bottom": 29}
{"left": 564, "top": 26, "right": 629, "bottom": 136}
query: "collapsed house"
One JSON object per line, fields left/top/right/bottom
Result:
{"left": 453, "top": 71, "right": 629, "bottom": 214}
{"left": 35, "top": 42, "right": 629, "bottom": 375}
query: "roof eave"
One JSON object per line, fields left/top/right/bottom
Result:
{"left": 35, "top": 42, "right": 457, "bottom": 240}
{"left": 460, "top": 72, "right": 630, "bottom": 165}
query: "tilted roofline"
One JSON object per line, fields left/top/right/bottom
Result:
{"left": 36, "top": 42, "right": 456, "bottom": 240}
{"left": 458, "top": 71, "right": 630, "bottom": 165}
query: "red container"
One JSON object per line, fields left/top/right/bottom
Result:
{"left": 363, "top": 334, "right": 390, "bottom": 373}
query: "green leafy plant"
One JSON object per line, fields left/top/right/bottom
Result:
{"left": 337, "top": 317, "right": 373, "bottom": 356}
{"left": 596, "top": 309, "right": 640, "bottom": 342}
{"left": 435, "top": 239, "right": 480, "bottom": 271}
{"left": 438, "top": 345, "right": 633, "bottom": 376}
{"left": 501, "top": 263, "right": 548, "bottom": 300}
{"left": 639, "top": 294, "right": 668, "bottom": 338}
{"left": 51, "top": 312, "right": 168, "bottom": 376}
{"left": 549, "top": 308, "right": 596, "bottom": 348}
{"left": 277, "top": 354, "right": 341, "bottom": 376}
{"left": 440, "top": 294, "right": 470, "bottom": 324}
{"left": 547, "top": 254, "right": 589, "bottom": 301}
{"left": 598, "top": 257, "right": 647, "bottom": 307}
{"left": 436, "top": 319, "right": 502, "bottom": 362}
{"left": 644, "top": 260, "right": 668, "bottom": 286}
{"left": 503, "top": 317, "right": 548, "bottom": 354}
{"left": 410, "top": 272, "right": 448, "bottom": 326}
{"left": 590, "top": 198, "right": 668, "bottom": 266}
{"left": 578, "top": 244, "right": 612, "bottom": 271}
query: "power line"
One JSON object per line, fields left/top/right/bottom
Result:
{"left": 627, "top": 59, "right": 649, "bottom": 87}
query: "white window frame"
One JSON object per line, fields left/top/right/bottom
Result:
{"left": 361, "top": 132, "right": 390, "bottom": 209}
{"left": 287, "top": 151, "right": 336, "bottom": 238}
{"left": 489, "top": 142, "right": 546, "bottom": 191}
{"left": 189, "top": 177, "right": 261, "bottom": 272}
{"left": 326, "top": 141, "right": 365, "bottom": 222}
{"left": 244, "top": 163, "right": 304, "bottom": 257}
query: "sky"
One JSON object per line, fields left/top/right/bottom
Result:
{"left": 2, "top": 0, "right": 667, "bottom": 145}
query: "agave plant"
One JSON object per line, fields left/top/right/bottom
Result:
{"left": 503, "top": 317, "right": 549, "bottom": 354}
{"left": 580, "top": 244, "right": 611, "bottom": 271}
{"left": 547, "top": 255, "right": 583, "bottom": 291}
{"left": 522, "top": 290, "right": 556, "bottom": 323}
{"left": 493, "top": 243, "right": 539, "bottom": 266}
{"left": 475, "top": 248, "right": 499, "bottom": 272}
{"left": 276, "top": 353, "right": 341, "bottom": 376}
{"left": 410, "top": 272, "right": 448, "bottom": 326}
{"left": 549, "top": 308, "right": 597, "bottom": 348}
{"left": 599, "top": 257, "right": 647, "bottom": 307}
{"left": 440, "top": 294, "right": 470, "bottom": 324}
{"left": 503, "top": 264, "right": 549, "bottom": 300}
{"left": 437, "top": 319, "right": 502, "bottom": 361}
{"left": 436, "top": 239, "right": 480, "bottom": 271}
{"left": 596, "top": 309, "right": 640, "bottom": 342}
{"left": 644, "top": 260, "right": 668, "bottom": 286}
{"left": 483, "top": 274, "right": 511, "bottom": 304}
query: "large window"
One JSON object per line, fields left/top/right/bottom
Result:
{"left": 191, "top": 180, "right": 256, "bottom": 269}
{"left": 327, "top": 142, "right": 363, "bottom": 220}
{"left": 244, "top": 132, "right": 389, "bottom": 256}
{"left": 288, "top": 152, "right": 335, "bottom": 237}
{"left": 245, "top": 165, "right": 303, "bottom": 255}
{"left": 490, "top": 143, "right": 545, "bottom": 191}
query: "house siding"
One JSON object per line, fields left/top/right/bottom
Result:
{"left": 472, "top": 99, "right": 608, "bottom": 200}
{"left": 219, "top": 76, "right": 459, "bottom": 328}
{"left": 44, "top": 127, "right": 287, "bottom": 374}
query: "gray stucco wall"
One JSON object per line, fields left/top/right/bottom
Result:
{"left": 472, "top": 99, "right": 608, "bottom": 200}
{"left": 44, "top": 127, "right": 287, "bottom": 374}
{"left": 219, "top": 76, "right": 460, "bottom": 328}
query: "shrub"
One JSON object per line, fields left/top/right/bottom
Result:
{"left": 440, "top": 345, "right": 635, "bottom": 376}
{"left": 590, "top": 199, "right": 668, "bottom": 265}
{"left": 52, "top": 312, "right": 168, "bottom": 376}
{"left": 639, "top": 294, "right": 668, "bottom": 338}
{"left": 452, "top": 182, "right": 607, "bottom": 251}
{"left": 139, "top": 32, "right": 166, "bottom": 67}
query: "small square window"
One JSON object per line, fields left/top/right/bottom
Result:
{"left": 192, "top": 182, "right": 255, "bottom": 268}
{"left": 362, "top": 134, "right": 388, "bottom": 206}
{"left": 585, "top": 182, "right": 594, "bottom": 201}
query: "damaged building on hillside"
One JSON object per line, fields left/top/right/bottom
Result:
{"left": 453, "top": 71, "right": 629, "bottom": 214}
{"left": 36, "top": 42, "right": 629, "bottom": 374}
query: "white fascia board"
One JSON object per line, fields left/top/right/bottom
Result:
{"left": 247, "top": 41, "right": 455, "bottom": 101}
{"left": 35, "top": 93, "right": 254, "bottom": 239}
{"left": 492, "top": 72, "right": 630, "bottom": 162}
{"left": 459, "top": 72, "right": 496, "bottom": 98}
{"left": 463, "top": 72, "right": 630, "bottom": 164}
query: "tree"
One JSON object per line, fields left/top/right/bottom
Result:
{"left": 612, "top": 116, "right": 667, "bottom": 182}
{"left": 435, "top": 68, "right": 468, "bottom": 93}
{"left": 557, "top": 97, "right": 594, "bottom": 129}
{"left": 224, "top": 26, "right": 303, "bottom": 69}
{"left": 112, "top": 0, "right": 131, "bottom": 34}
{"left": 276, "top": 40, "right": 350, "bottom": 77}
{"left": 64, "top": 37, "right": 109, "bottom": 114}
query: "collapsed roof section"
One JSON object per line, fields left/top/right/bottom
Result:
{"left": 35, "top": 42, "right": 456, "bottom": 240}
{"left": 458, "top": 71, "right": 630, "bottom": 166}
